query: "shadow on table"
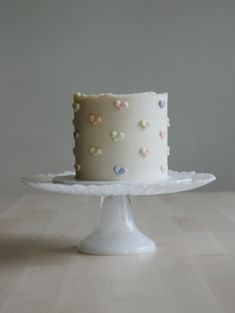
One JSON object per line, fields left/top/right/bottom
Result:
{"left": 0, "top": 234, "right": 82, "bottom": 266}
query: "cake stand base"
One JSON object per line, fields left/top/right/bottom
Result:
{"left": 79, "top": 195, "right": 156, "bottom": 255}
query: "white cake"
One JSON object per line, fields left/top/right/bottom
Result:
{"left": 72, "top": 92, "right": 169, "bottom": 181}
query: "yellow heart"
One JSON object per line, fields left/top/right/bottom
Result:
{"left": 139, "top": 120, "right": 151, "bottom": 129}
{"left": 139, "top": 147, "right": 150, "bottom": 157}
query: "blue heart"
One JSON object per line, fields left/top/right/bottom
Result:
{"left": 158, "top": 100, "right": 166, "bottom": 108}
{"left": 114, "top": 166, "right": 127, "bottom": 175}
{"left": 73, "top": 131, "right": 79, "bottom": 140}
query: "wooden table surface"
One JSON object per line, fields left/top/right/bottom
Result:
{"left": 0, "top": 192, "right": 234, "bottom": 313}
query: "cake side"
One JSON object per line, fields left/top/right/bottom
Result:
{"left": 72, "top": 92, "right": 169, "bottom": 181}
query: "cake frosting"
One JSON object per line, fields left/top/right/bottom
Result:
{"left": 72, "top": 92, "right": 169, "bottom": 181}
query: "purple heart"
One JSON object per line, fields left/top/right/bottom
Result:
{"left": 113, "top": 166, "right": 127, "bottom": 175}
{"left": 73, "top": 131, "right": 79, "bottom": 140}
{"left": 158, "top": 100, "right": 166, "bottom": 108}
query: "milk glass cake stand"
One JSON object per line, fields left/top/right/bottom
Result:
{"left": 21, "top": 170, "right": 215, "bottom": 255}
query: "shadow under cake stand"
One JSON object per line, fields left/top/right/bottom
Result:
{"left": 21, "top": 171, "right": 215, "bottom": 255}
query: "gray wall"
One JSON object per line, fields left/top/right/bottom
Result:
{"left": 0, "top": 0, "right": 235, "bottom": 194}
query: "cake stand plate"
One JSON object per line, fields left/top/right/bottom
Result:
{"left": 21, "top": 171, "right": 215, "bottom": 255}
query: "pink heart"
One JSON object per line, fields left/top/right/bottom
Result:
{"left": 159, "top": 130, "right": 166, "bottom": 139}
{"left": 113, "top": 99, "right": 128, "bottom": 111}
{"left": 74, "top": 163, "right": 81, "bottom": 172}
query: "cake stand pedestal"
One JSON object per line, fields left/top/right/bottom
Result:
{"left": 80, "top": 195, "right": 155, "bottom": 255}
{"left": 21, "top": 171, "right": 215, "bottom": 255}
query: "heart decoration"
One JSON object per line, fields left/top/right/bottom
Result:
{"left": 139, "top": 147, "right": 150, "bottom": 157}
{"left": 113, "top": 166, "right": 127, "bottom": 175}
{"left": 160, "top": 164, "right": 167, "bottom": 173}
{"left": 89, "top": 146, "right": 102, "bottom": 156}
{"left": 73, "top": 131, "right": 79, "bottom": 140}
{"left": 72, "top": 102, "right": 80, "bottom": 113}
{"left": 159, "top": 130, "right": 166, "bottom": 139}
{"left": 139, "top": 120, "right": 151, "bottom": 129}
{"left": 113, "top": 99, "right": 128, "bottom": 111}
{"left": 167, "top": 146, "right": 170, "bottom": 156}
{"left": 167, "top": 117, "right": 170, "bottom": 127}
{"left": 88, "top": 113, "right": 102, "bottom": 126}
{"left": 74, "top": 162, "right": 81, "bottom": 172}
{"left": 73, "top": 93, "right": 81, "bottom": 103}
{"left": 111, "top": 130, "right": 125, "bottom": 142}
{"left": 158, "top": 100, "right": 166, "bottom": 109}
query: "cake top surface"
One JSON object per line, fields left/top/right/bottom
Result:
{"left": 73, "top": 91, "right": 167, "bottom": 100}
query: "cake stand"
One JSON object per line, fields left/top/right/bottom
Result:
{"left": 21, "top": 171, "right": 215, "bottom": 255}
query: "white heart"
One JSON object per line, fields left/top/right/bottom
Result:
{"left": 160, "top": 165, "right": 167, "bottom": 173}
{"left": 89, "top": 147, "right": 102, "bottom": 156}
{"left": 111, "top": 130, "right": 125, "bottom": 141}
{"left": 72, "top": 102, "right": 80, "bottom": 113}
{"left": 167, "top": 146, "right": 170, "bottom": 156}
{"left": 167, "top": 117, "right": 170, "bottom": 127}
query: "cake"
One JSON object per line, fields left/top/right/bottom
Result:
{"left": 72, "top": 92, "right": 169, "bottom": 182}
